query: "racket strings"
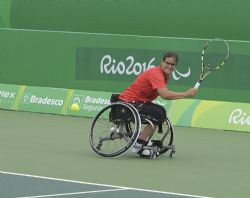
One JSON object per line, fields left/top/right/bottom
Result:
{"left": 202, "top": 39, "right": 229, "bottom": 71}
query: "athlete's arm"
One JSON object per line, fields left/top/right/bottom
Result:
{"left": 157, "top": 87, "right": 197, "bottom": 100}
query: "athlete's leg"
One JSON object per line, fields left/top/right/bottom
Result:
{"left": 132, "top": 103, "right": 166, "bottom": 158}
{"left": 138, "top": 124, "right": 157, "bottom": 141}
{"left": 137, "top": 102, "right": 166, "bottom": 141}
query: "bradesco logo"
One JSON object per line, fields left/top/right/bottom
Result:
{"left": 21, "top": 93, "right": 64, "bottom": 106}
{"left": 69, "top": 95, "right": 84, "bottom": 109}
{"left": 229, "top": 108, "right": 250, "bottom": 126}
{"left": 72, "top": 95, "right": 83, "bottom": 105}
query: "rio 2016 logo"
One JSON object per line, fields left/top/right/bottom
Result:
{"left": 229, "top": 108, "right": 250, "bottom": 126}
{"left": 100, "top": 55, "right": 191, "bottom": 80}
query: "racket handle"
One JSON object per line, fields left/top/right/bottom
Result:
{"left": 194, "top": 81, "right": 201, "bottom": 89}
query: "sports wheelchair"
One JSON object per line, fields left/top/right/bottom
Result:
{"left": 89, "top": 94, "right": 176, "bottom": 159}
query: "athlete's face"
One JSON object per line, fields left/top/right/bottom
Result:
{"left": 160, "top": 57, "right": 177, "bottom": 75}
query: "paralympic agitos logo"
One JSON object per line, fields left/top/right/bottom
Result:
{"left": 100, "top": 55, "right": 191, "bottom": 80}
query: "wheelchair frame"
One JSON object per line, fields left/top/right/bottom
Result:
{"left": 89, "top": 102, "right": 175, "bottom": 159}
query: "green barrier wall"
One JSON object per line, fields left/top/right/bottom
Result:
{"left": 1, "top": 83, "right": 250, "bottom": 132}
{"left": 0, "top": 29, "right": 250, "bottom": 103}
{"left": 1, "top": 0, "right": 250, "bottom": 103}
{"left": 0, "top": 0, "right": 250, "bottom": 41}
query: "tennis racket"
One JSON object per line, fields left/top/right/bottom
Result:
{"left": 194, "top": 38, "right": 230, "bottom": 89}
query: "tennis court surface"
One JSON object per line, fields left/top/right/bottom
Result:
{"left": 1, "top": 171, "right": 211, "bottom": 198}
{"left": 1, "top": 109, "right": 250, "bottom": 198}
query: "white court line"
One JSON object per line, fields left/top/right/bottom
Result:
{"left": 16, "top": 189, "right": 127, "bottom": 198}
{"left": 0, "top": 27, "right": 249, "bottom": 43}
{"left": 0, "top": 171, "right": 213, "bottom": 198}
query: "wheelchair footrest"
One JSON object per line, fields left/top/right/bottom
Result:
{"left": 150, "top": 140, "right": 163, "bottom": 148}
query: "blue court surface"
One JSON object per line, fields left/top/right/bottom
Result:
{"left": 0, "top": 171, "right": 212, "bottom": 198}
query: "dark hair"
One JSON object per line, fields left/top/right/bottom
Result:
{"left": 162, "top": 52, "right": 179, "bottom": 63}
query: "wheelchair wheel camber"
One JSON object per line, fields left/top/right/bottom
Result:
{"left": 89, "top": 102, "right": 141, "bottom": 158}
{"left": 89, "top": 102, "right": 175, "bottom": 158}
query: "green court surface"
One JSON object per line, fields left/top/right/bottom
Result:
{"left": 0, "top": 109, "right": 250, "bottom": 198}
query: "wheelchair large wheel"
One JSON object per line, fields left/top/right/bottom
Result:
{"left": 89, "top": 102, "right": 141, "bottom": 158}
{"left": 152, "top": 116, "right": 174, "bottom": 155}
{"left": 140, "top": 116, "right": 174, "bottom": 156}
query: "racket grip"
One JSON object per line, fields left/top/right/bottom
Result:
{"left": 194, "top": 81, "right": 201, "bottom": 89}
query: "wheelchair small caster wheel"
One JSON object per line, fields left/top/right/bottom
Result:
{"left": 169, "top": 150, "right": 175, "bottom": 158}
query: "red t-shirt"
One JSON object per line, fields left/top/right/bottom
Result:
{"left": 119, "top": 66, "right": 169, "bottom": 102}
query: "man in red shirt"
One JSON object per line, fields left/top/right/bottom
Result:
{"left": 119, "top": 52, "right": 197, "bottom": 157}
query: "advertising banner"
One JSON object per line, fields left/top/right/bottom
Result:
{"left": 0, "top": 83, "right": 250, "bottom": 132}
{"left": 167, "top": 99, "right": 250, "bottom": 132}
{"left": 192, "top": 101, "right": 250, "bottom": 132}
{"left": 76, "top": 47, "right": 250, "bottom": 90}
{"left": 65, "top": 89, "right": 111, "bottom": 117}
{"left": 0, "top": 83, "right": 19, "bottom": 109}
{"left": 17, "top": 86, "right": 68, "bottom": 114}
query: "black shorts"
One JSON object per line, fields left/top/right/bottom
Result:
{"left": 110, "top": 94, "right": 166, "bottom": 125}
{"left": 130, "top": 102, "right": 166, "bottom": 125}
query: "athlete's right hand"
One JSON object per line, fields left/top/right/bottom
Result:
{"left": 185, "top": 88, "right": 197, "bottom": 97}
